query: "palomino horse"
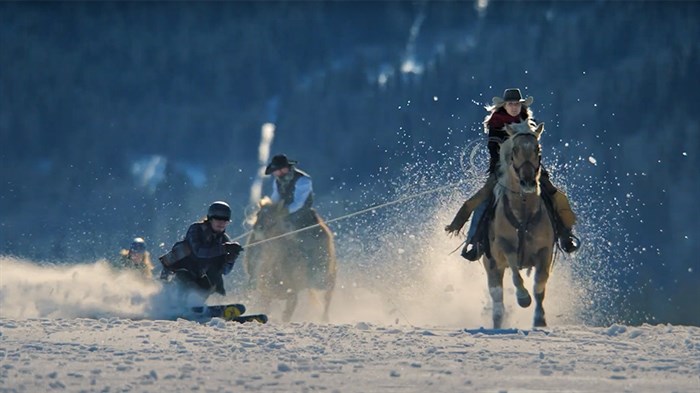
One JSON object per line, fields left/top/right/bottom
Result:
{"left": 243, "top": 198, "right": 336, "bottom": 322}
{"left": 485, "top": 121, "right": 555, "bottom": 328}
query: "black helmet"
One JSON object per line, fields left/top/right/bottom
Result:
{"left": 207, "top": 201, "right": 231, "bottom": 221}
{"left": 130, "top": 237, "right": 146, "bottom": 253}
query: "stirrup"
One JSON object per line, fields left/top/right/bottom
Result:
{"left": 461, "top": 243, "right": 483, "bottom": 261}
{"left": 559, "top": 234, "right": 580, "bottom": 253}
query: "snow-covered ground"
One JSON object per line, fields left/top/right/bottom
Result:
{"left": 1, "top": 318, "right": 698, "bottom": 392}
{"left": 1, "top": 257, "right": 699, "bottom": 392}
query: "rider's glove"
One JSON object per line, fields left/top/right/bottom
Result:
{"left": 223, "top": 242, "right": 243, "bottom": 261}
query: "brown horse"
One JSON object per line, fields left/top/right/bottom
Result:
{"left": 485, "top": 121, "right": 555, "bottom": 328}
{"left": 243, "top": 198, "right": 336, "bottom": 322}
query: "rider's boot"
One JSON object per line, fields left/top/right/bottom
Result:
{"left": 461, "top": 202, "right": 488, "bottom": 261}
{"left": 541, "top": 175, "right": 580, "bottom": 253}
{"left": 551, "top": 191, "right": 580, "bottom": 253}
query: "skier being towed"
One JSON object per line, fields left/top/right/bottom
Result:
{"left": 159, "top": 201, "right": 243, "bottom": 303}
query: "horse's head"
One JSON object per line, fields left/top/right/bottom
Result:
{"left": 501, "top": 122, "right": 544, "bottom": 194}
{"left": 252, "top": 197, "right": 288, "bottom": 237}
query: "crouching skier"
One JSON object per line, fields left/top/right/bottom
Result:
{"left": 159, "top": 201, "right": 246, "bottom": 320}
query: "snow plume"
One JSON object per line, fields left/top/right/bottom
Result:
{"left": 319, "top": 114, "right": 637, "bottom": 328}
{"left": 269, "top": 118, "right": 633, "bottom": 328}
{"left": 0, "top": 131, "right": 631, "bottom": 328}
{"left": 543, "top": 139, "right": 641, "bottom": 324}
{"left": 0, "top": 257, "right": 208, "bottom": 320}
{"left": 310, "top": 145, "right": 586, "bottom": 328}
{"left": 248, "top": 123, "right": 275, "bottom": 212}
{"left": 0, "top": 257, "right": 154, "bottom": 319}
{"left": 220, "top": 131, "right": 592, "bottom": 327}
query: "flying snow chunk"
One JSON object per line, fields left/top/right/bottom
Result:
{"left": 588, "top": 156, "right": 597, "bottom": 165}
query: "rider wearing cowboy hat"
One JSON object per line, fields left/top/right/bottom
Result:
{"left": 265, "top": 154, "right": 316, "bottom": 229}
{"left": 446, "top": 88, "right": 580, "bottom": 260}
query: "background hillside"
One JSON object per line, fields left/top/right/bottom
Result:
{"left": 1, "top": 1, "right": 698, "bottom": 325}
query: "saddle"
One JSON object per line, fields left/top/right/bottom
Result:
{"left": 464, "top": 192, "right": 563, "bottom": 265}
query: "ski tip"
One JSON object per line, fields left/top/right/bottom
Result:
{"left": 233, "top": 314, "right": 268, "bottom": 324}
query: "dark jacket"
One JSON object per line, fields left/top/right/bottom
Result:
{"left": 168, "top": 221, "right": 234, "bottom": 295}
{"left": 273, "top": 168, "right": 313, "bottom": 210}
{"left": 486, "top": 109, "right": 530, "bottom": 173}
{"left": 272, "top": 168, "right": 316, "bottom": 228}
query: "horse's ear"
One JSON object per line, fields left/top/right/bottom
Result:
{"left": 534, "top": 122, "right": 545, "bottom": 137}
{"left": 504, "top": 124, "right": 515, "bottom": 136}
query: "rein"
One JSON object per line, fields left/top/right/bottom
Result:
{"left": 502, "top": 192, "right": 544, "bottom": 268}
{"left": 498, "top": 131, "right": 544, "bottom": 268}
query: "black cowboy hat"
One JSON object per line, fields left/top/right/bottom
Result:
{"left": 491, "top": 88, "right": 534, "bottom": 107}
{"left": 265, "top": 154, "right": 298, "bottom": 175}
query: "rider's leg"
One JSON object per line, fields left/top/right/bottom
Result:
{"left": 447, "top": 173, "right": 497, "bottom": 233}
{"left": 461, "top": 199, "right": 488, "bottom": 261}
{"left": 540, "top": 173, "right": 579, "bottom": 253}
{"left": 467, "top": 201, "right": 486, "bottom": 240}
{"left": 458, "top": 174, "right": 499, "bottom": 261}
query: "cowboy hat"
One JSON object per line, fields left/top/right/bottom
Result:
{"left": 491, "top": 88, "right": 534, "bottom": 108}
{"left": 265, "top": 154, "right": 298, "bottom": 175}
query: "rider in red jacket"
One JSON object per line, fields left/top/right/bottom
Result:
{"left": 446, "top": 88, "right": 580, "bottom": 260}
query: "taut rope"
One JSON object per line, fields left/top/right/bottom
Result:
{"left": 235, "top": 179, "right": 467, "bottom": 248}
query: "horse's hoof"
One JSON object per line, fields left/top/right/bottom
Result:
{"left": 534, "top": 317, "right": 547, "bottom": 327}
{"left": 492, "top": 302, "right": 505, "bottom": 329}
{"left": 493, "top": 317, "right": 503, "bottom": 329}
{"left": 517, "top": 292, "right": 532, "bottom": 308}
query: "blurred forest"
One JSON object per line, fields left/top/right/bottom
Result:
{"left": 1, "top": 1, "right": 699, "bottom": 325}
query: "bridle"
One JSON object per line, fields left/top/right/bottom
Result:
{"left": 508, "top": 133, "right": 541, "bottom": 184}
{"left": 501, "top": 132, "right": 546, "bottom": 267}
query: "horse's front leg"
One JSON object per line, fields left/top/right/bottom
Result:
{"left": 505, "top": 253, "right": 531, "bottom": 308}
{"left": 485, "top": 259, "right": 506, "bottom": 329}
{"left": 533, "top": 288, "right": 547, "bottom": 327}
{"left": 532, "top": 252, "right": 552, "bottom": 327}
